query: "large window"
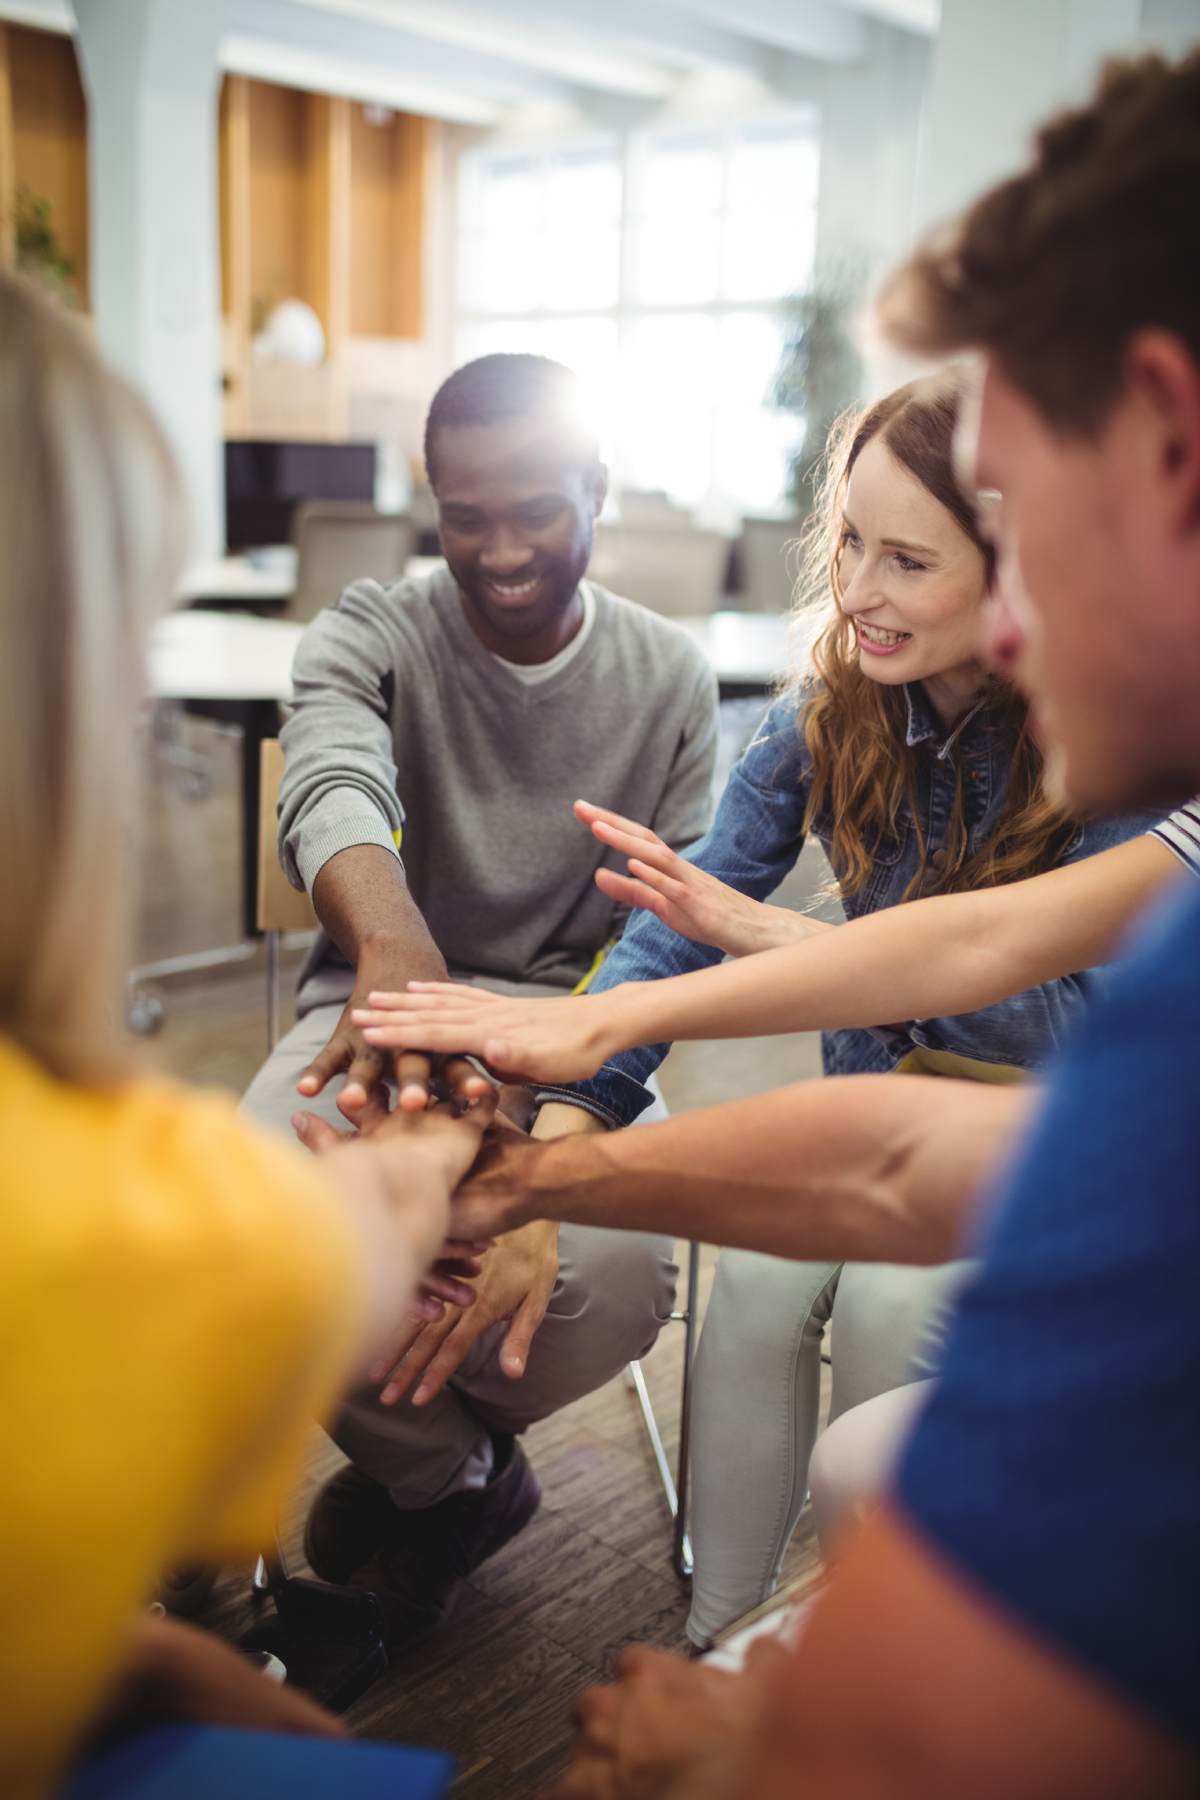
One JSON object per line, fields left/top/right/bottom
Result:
{"left": 454, "top": 118, "right": 818, "bottom": 516}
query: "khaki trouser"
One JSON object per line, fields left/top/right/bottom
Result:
{"left": 242, "top": 1001, "right": 677, "bottom": 1508}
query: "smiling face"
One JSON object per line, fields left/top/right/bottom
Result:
{"left": 433, "top": 414, "right": 606, "bottom": 665}
{"left": 836, "top": 435, "right": 990, "bottom": 725}
{"left": 967, "top": 347, "right": 1200, "bottom": 813}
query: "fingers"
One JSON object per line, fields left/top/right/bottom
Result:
{"left": 407, "top": 1310, "right": 490, "bottom": 1406}
{"left": 394, "top": 1050, "right": 433, "bottom": 1113}
{"left": 441, "top": 1056, "right": 493, "bottom": 1109}
{"left": 625, "top": 857, "right": 691, "bottom": 905}
{"left": 355, "top": 1082, "right": 393, "bottom": 1134}
{"left": 593, "top": 867, "right": 672, "bottom": 920}
{"left": 377, "top": 981, "right": 501, "bottom": 1003}
{"left": 295, "top": 1036, "right": 352, "bottom": 1100}
{"left": 589, "top": 816, "right": 676, "bottom": 873}
{"left": 369, "top": 1309, "right": 438, "bottom": 1386}
{"left": 290, "top": 1110, "right": 349, "bottom": 1154}
{"left": 378, "top": 1307, "right": 473, "bottom": 1406}
{"left": 417, "top": 1267, "right": 479, "bottom": 1309}
{"left": 336, "top": 1045, "right": 387, "bottom": 1122}
{"left": 499, "top": 1283, "right": 550, "bottom": 1380}
{"left": 573, "top": 799, "right": 661, "bottom": 848}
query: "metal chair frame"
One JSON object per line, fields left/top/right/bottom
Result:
{"left": 627, "top": 1238, "right": 700, "bottom": 1581}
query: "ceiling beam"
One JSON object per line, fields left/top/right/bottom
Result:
{"left": 653, "top": 0, "right": 867, "bottom": 62}
{"left": 285, "top": 0, "right": 677, "bottom": 97}
{"left": 233, "top": 0, "right": 581, "bottom": 107}
{"left": 834, "top": 0, "right": 939, "bottom": 33}
{"left": 452, "top": 0, "right": 772, "bottom": 77}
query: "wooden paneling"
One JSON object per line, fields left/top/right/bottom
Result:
{"left": 0, "top": 28, "right": 14, "bottom": 265}
{"left": 218, "top": 74, "right": 251, "bottom": 324}
{"left": 349, "top": 104, "right": 427, "bottom": 340}
{"left": 301, "top": 91, "right": 351, "bottom": 347}
{"left": 246, "top": 77, "right": 310, "bottom": 322}
{"left": 7, "top": 22, "right": 88, "bottom": 306}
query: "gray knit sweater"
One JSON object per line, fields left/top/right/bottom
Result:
{"left": 278, "top": 562, "right": 719, "bottom": 1012}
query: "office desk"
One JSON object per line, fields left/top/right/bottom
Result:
{"left": 177, "top": 552, "right": 445, "bottom": 610}
{"left": 149, "top": 612, "right": 304, "bottom": 937}
{"left": 145, "top": 606, "right": 790, "bottom": 946}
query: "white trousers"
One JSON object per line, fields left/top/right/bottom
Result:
{"left": 686, "top": 1250, "right": 970, "bottom": 1645}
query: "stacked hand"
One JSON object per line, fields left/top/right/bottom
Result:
{"left": 548, "top": 1641, "right": 789, "bottom": 1799}
{"left": 296, "top": 958, "right": 490, "bottom": 1123}
{"left": 294, "top": 1075, "right": 560, "bottom": 1406}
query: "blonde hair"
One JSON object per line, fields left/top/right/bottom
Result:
{"left": 790, "top": 370, "right": 1075, "bottom": 900}
{"left": 0, "top": 272, "right": 186, "bottom": 1083}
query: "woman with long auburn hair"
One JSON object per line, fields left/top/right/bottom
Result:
{"left": 355, "top": 367, "right": 1148, "bottom": 1649}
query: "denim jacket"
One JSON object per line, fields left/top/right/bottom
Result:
{"left": 538, "top": 683, "right": 1152, "bottom": 1129}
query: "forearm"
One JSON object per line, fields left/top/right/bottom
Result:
{"left": 312, "top": 843, "right": 446, "bottom": 981}
{"left": 589, "top": 837, "right": 1174, "bottom": 1053}
{"left": 526, "top": 1075, "right": 1033, "bottom": 1265}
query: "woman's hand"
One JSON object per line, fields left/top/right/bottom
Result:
{"left": 576, "top": 800, "right": 823, "bottom": 958}
{"left": 351, "top": 984, "right": 624, "bottom": 1086}
{"left": 291, "top": 1091, "right": 498, "bottom": 1367}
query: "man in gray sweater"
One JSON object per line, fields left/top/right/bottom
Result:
{"left": 242, "top": 354, "right": 718, "bottom": 1647}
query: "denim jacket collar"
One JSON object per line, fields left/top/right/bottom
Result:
{"left": 903, "top": 682, "right": 990, "bottom": 762}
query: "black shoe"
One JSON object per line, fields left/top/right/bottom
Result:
{"left": 356, "top": 1434, "right": 541, "bottom": 1652}
{"left": 304, "top": 1465, "right": 397, "bottom": 1585}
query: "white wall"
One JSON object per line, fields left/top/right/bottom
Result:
{"left": 915, "top": 0, "right": 1200, "bottom": 234}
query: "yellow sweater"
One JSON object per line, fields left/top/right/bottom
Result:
{"left": 0, "top": 1039, "right": 362, "bottom": 1797}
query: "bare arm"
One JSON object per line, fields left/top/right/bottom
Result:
{"left": 740, "top": 1505, "right": 1195, "bottom": 1800}
{"left": 600, "top": 830, "right": 1177, "bottom": 1046}
{"left": 298, "top": 844, "right": 452, "bottom": 1116}
{"left": 358, "top": 835, "right": 1178, "bottom": 1085}
{"left": 451, "top": 1073, "right": 1033, "bottom": 1265}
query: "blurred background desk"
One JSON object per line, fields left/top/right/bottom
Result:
{"left": 147, "top": 612, "right": 304, "bottom": 941}
{"left": 177, "top": 551, "right": 444, "bottom": 613}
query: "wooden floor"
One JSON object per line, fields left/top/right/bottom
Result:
{"left": 135, "top": 712, "right": 833, "bottom": 1796}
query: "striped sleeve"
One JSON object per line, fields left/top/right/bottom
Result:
{"left": 1150, "top": 800, "right": 1200, "bottom": 876}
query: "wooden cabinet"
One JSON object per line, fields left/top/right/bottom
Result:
{"left": 0, "top": 22, "right": 89, "bottom": 307}
{"left": 0, "top": 36, "right": 436, "bottom": 449}
{"left": 218, "top": 74, "right": 430, "bottom": 439}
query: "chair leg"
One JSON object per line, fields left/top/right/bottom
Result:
{"left": 266, "top": 928, "right": 280, "bottom": 1054}
{"left": 627, "top": 1239, "right": 699, "bottom": 1581}
{"left": 672, "top": 1240, "right": 701, "bottom": 1580}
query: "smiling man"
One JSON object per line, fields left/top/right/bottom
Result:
{"left": 240, "top": 353, "right": 717, "bottom": 1648}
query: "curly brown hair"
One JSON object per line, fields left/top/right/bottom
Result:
{"left": 794, "top": 371, "right": 1076, "bottom": 900}
{"left": 874, "top": 52, "right": 1200, "bottom": 434}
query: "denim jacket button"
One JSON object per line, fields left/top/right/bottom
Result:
{"left": 930, "top": 847, "right": 949, "bottom": 872}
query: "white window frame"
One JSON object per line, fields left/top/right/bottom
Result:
{"left": 453, "top": 110, "right": 819, "bottom": 516}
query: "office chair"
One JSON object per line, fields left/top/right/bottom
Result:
{"left": 289, "top": 503, "right": 415, "bottom": 625}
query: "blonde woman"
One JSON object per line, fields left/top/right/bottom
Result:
{"left": 0, "top": 271, "right": 494, "bottom": 1797}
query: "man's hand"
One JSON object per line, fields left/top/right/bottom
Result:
{"left": 296, "top": 957, "right": 488, "bottom": 1124}
{"left": 549, "top": 1642, "right": 786, "bottom": 1800}
{"left": 578, "top": 799, "right": 827, "bottom": 958}
{"left": 373, "top": 1218, "right": 560, "bottom": 1406}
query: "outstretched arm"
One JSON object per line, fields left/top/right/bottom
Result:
{"left": 355, "top": 832, "right": 1178, "bottom": 1085}
{"left": 450, "top": 1072, "right": 1033, "bottom": 1265}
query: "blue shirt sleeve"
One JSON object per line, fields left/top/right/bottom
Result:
{"left": 897, "top": 880, "right": 1200, "bottom": 1749}
{"left": 535, "top": 695, "right": 811, "bottom": 1127}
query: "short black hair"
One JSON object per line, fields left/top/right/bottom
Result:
{"left": 423, "top": 353, "right": 600, "bottom": 490}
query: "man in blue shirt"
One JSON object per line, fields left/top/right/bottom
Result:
{"left": 445, "top": 49, "right": 1200, "bottom": 1800}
